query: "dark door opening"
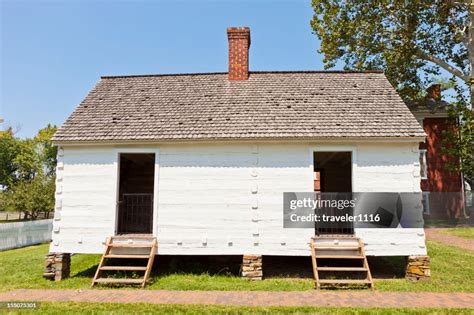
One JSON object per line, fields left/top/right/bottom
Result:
{"left": 117, "top": 153, "right": 155, "bottom": 234}
{"left": 313, "top": 152, "right": 353, "bottom": 235}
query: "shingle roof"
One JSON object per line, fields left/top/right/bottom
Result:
{"left": 53, "top": 71, "right": 425, "bottom": 142}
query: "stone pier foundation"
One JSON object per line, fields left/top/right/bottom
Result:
{"left": 43, "top": 253, "right": 71, "bottom": 281}
{"left": 241, "top": 255, "right": 262, "bottom": 280}
{"left": 405, "top": 255, "right": 430, "bottom": 281}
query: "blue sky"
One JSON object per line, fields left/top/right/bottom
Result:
{"left": 1, "top": 0, "right": 333, "bottom": 138}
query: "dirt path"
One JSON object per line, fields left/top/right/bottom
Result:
{"left": 0, "top": 289, "right": 473, "bottom": 308}
{"left": 425, "top": 228, "right": 474, "bottom": 251}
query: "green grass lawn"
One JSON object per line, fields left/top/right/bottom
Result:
{"left": 439, "top": 227, "right": 474, "bottom": 240}
{"left": 4, "top": 302, "right": 473, "bottom": 315}
{"left": 0, "top": 240, "right": 473, "bottom": 292}
{"left": 376, "top": 241, "right": 474, "bottom": 292}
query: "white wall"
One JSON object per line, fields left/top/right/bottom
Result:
{"left": 354, "top": 143, "right": 426, "bottom": 256}
{"left": 51, "top": 147, "right": 117, "bottom": 253}
{"left": 50, "top": 141, "right": 426, "bottom": 256}
{"left": 156, "top": 143, "right": 314, "bottom": 256}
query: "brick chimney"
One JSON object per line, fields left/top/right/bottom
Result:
{"left": 227, "top": 27, "right": 251, "bottom": 81}
{"left": 426, "top": 84, "right": 442, "bottom": 101}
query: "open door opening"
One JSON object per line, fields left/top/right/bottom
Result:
{"left": 313, "top": 151, "right": 353, "bottom": 235}
{"left": 117, "top": 153, "right": 155, "bottom": 235}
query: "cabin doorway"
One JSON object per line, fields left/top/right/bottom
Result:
{"left": 313, "top": 151, "right": 353, "bottom": 235}
{"left": 116, "top": 153, "right": 155, "bottom": 235}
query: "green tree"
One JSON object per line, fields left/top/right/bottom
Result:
{"left": 0, "top": 128, "right": 21, "bottom": 188}
{"left": 3, "top": 175, "right": 55, "bottom": 219}
{"left": 0, "top": 124, "right": 58, "bottom": 218}
{"left": 311, "top": 1, "right": 469, "bottom": 101}
{"left": 442, "top": 84, "right": 474, "bottom": 182}
{"left": 34, "top": 124, "right": 58, "bottom": 177}
{"left": 311, "top": 0, "right": 474, "bottom": 185}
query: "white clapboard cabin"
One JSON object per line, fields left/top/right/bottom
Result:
{"left": 48, "top": 27, "right": 428, "bottom": 285}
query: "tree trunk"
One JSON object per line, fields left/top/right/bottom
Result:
{"left": 470, "top": 2, "right": 474, "bottom": 115}
{"left": 469, "top": 1, "right": 474, "bottom": 197}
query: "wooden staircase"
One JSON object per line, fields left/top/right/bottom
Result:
{"left": 309, "top": 235, "right": 374, "bottom": 289}
{"left": 92, "top": 235, "right": 157, "bottom": 288}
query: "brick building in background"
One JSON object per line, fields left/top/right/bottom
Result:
{"left": 409, "top": 85, "right": 466, "bottom": 220}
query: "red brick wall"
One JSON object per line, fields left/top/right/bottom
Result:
{"left": 420, "top": 117, "right": 464, "bottom": 218}
{"left": 227, "top": 27, "right": 250, "bottom": 81}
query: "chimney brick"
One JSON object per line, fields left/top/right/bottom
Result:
{"left": 227, "top": 27, "right": 250, "bottom": 81}
{"left": 427, "top": 84, "right": 441, "bottom": 101}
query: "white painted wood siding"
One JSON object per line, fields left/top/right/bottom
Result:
{"left": 51, "top": 147, "right": 117, "bottom": 253}
{"left": 354, "top": 143, "right": 426, "bottom": 255}
{"left": 50, "top": 141, "right": 426, "bottom": 256}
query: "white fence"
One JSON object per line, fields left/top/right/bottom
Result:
{"left": 0, "top": 219, "right": 52, "bottom": 251}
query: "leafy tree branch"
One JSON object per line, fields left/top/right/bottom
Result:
{"left": 415, "top": 48, "right": 469, "bottom": 82}
{"left": 0, "top": 124, "right": 57, "bottom": 219}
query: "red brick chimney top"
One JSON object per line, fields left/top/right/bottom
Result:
{"left": 227, "top": 27, "right": 251, "bottom": 81}
{"left": 427, "top": 84, "right": 442, "bottom": 101}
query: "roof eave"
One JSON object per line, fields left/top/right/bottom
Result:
{"left": 52, "top": 135, "right": 426, "bottom": 146}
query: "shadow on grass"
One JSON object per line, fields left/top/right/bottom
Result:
{"left": 73, "top": 264, "right": 98, "bottom": 278}
{"left": 129, "top": 255, "right": 406, "bottom": 280}
{"left": 69, "top": 253, "right": 407, "bottom": 290}
{"left": 153, "top": 255, "right": 242, "bottom": 277}
{"left": 368, "top": 256, "right": 406, "bottom": 279}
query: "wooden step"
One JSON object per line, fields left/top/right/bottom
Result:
{"left": 315, "top": 255, "right": 365, "bottom": 259}
{"left": 99, "top": 266, "right": 147, "bottom": 271}
{"left": 312, "top": 235, "right": 357, "bottom": 239}
{"left": 314, "top": 246, "right": 360, "bottom": 250}
{"left": 318, "top": 279, "right": 372, "bottom": 285}
{"left": 104, "top": 254, "right": 150, "bottom": 259}
{"left": 109, "top": 243, "right": 154, "bottom": 248}
{"left": 317, "top": 267, "right": 368, "bottom": 272}
{"left": 94, "top": 278, "right": 144, "bottom": 284}
{"left": 92, "top": 236, "right": 157, "bottom": 288}
{"left": 310, "top": 236, "right": 374, "bottom": 290}
{"left": 112, "top": 235, "right": 154, "bottom": 239}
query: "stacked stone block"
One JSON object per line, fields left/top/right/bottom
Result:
{"left": 241, "top": 255, "right": 262, "bottom": 280}
{"left": 43, "top": 253, "right": 71, "bottom": 281}
{"left": 405, "top": 255, "right": 430, "bottom": 281}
